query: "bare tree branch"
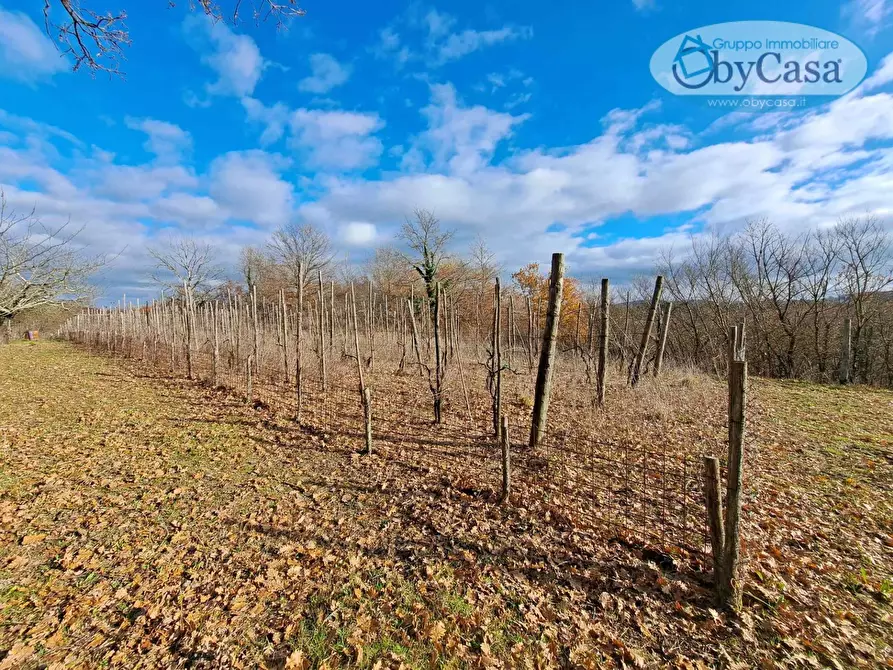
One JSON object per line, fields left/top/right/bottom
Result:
{"left": 0, "top": 191, "right": 105, "bottom": 319}
{"left": 43, "top": 0, "right": 306, "bottom": 76}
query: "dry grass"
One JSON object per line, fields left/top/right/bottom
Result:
{"left": 1, "top": 341, "right": 891, "bottom": 668}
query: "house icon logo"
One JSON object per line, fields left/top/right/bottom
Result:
{"left": 673, "top": 34, "right": 714, "bottom": 80}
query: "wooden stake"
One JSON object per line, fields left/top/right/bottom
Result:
{"left": 529, "top": 253, "right": 565, "bottom": 448}
{"left": 246, "top": 354, "right": 253, "bottom": 403}
{"left": 597, "top": 278, "right": 609, "bottom": 406}
{"left": 722, "top": 359, "right": 747, "bottom": 610}
{"left": 630, "top": 276, "right": 663, "bottom": 387}
{"left": 363, "top": 387, "right": 373, "bottom": 455}
{"left": 839, "top": 318, "right": 852, "bottom": 384}
{"left": 500, "top": 415, "right": 511, "bottom": 504}
{"left": 703, "top": 456, "right": 726, "bottom": 600}
{"left": 295, "top": 262, "right": 304, "bottom": 424}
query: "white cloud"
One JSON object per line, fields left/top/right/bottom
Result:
{"left": 124, "top": 118, "right": 192, "bottom": 163}
{"left": 242, "top": 97, "right": 291, "bottom": 145}
{"left": 375, "top": 7, "right": 532, "bottom": 67}
{"left": 340, "top": 221, "right": 377, "bottom": 245}
{"left": 288, "top": 109, "right": 384, "bottom": 170}
{"left": 185, "top": 16, "right": 267, "bottom": 98}
{"left": 410, "top": 83, "right": 529, "bottom": 174}
{"left": 0, "top": 8, "right": 68, "bottom": 83}
{"left": 298, "top": 53, "right": 352, "bottom": 94}
{"left": 631, "top": 0, "right": 656, "bottom": 11}
{"left": 208, "top": 151, "right": 295, "bottom": 227}
{"left": 434, "top": 25, "right": 533, "bottom": 64}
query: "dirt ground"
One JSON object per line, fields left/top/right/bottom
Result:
{"left": 0, "top": 342, "right": 891, "bottom": 669}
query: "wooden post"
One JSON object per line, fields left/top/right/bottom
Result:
{"left": 280, "top": 290, "right": 290, "bottom": 384}
{"left": 500, "top": 415, "right": 511, "bottom": 504}
{"left": 251, "top": 284, "right": 259, "bottom": 373}
{"left": 597, "top": 278, "right": 609, "bottom": 406}
{"left": 433, "top": 282, "right": 443, "bottom": 424}
{"left": 350, "top": 282, "right": 366, "bottom": 402}
{"left": 703, "top": 456, "right": 725, "bottom": 599}
{"left": 329, "top": 281, "right": 335, "bottom": 355}
{"left": 526, "top": 295, "right": 534, "bottom": 370}
{"left": 368, "top": 281, "right": 375, "bottom": 372}
{"left": 654, "top": 301, "right": 673, "bottom": 377}
{"left": 318, "top": 271, "right": 327, "bottom": 391}
{"left": 839, "top": 318, "right": 852, "bottom": 384}
{"left": 508, "top": 295, "right": 515, "bottom": 370}
{"left": 246, "top": 354, "right": 253, "bottom": 404}
{"left": 295, "top": 263, "right": 304, "bottom": 424}
{"left": 529, "top": 253, "right": 565, "bottom": 449}
{"left": 212, "top": 302, "right": 220, "bottom": 387}
{"left": 363, "top": 387, "right": 373, "bottom": 455}
{"left": 184, "top": 282, "right": 195, "bottom": 380}
{"left": 630, "top": 276, "right": 663, "bottom": 387}
{"left": 722, "top": 359, "right": 747, "bottom": 610}
{"left": 492, "top": 279, "right": 502, "bottom": 436}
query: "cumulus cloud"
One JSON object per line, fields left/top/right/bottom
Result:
{"left": 340, "top": 222, "right": 377, "bottom": 245}
{"left": 185, "top": 16, "right": 267, "bottom": 98}
{"left": 298, "top": 53, "right": 352, "bottom": 94}
{"left": 124, "top": 118, "right": 192, "bottom": 163}
{"left": 0, "top": 8, "right": 68, "bottom": 83}
{"left": 408, "top": 83, "right": 529, "bottom": 174}
{"left": 208, "top": 150, "right": 295, "bottom": 227}
{"left": 288, "top": 109, "right": 384, "bottom": 170}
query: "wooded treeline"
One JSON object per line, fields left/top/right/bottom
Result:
{"left": 656, "top": 215, "right": 893, "bottom": 386}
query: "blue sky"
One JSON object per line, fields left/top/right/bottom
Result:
{"left": 1, "top": 0, "right": 893, "bottom": 300}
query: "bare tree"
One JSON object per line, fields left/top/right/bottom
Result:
{"left": 42, "top": 0, "right": 306, "bottom": 76}
{"left": 367, "top": 246, "right": 411, "bottom": 298}
{"left": 268, "top": 221, "right": 334, "bottom": 297}
{"left": 834, "top": 214, "right": 893, "bottom": 381}
{"left": 399, "top": 209, "right": 454, "bottom": 306}
{"left": 148, "top": 235, "right": 222, "bottom": 300}
{"left": 0, "top": 195, "right": 104, "bottom": 320}
{"left": 239, "top": 246, "right": 271, "bottom": 294}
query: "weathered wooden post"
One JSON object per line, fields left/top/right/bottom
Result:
{"left": 212, "top": 302, "right": 220, "bottom": 387}
{"left": 529, "top": 253, "right": 565, "bottom": 449}
{"left": 246, "top": 354, "right": 253, "bottom": 404}
{"left": 630, "top": 276, "right": 663, "bottom": 387}
{"left": 703, "top": 456, "right": 725, "bottom": 597}
{"left": 295, "top": 263, "right": 304, "bottom": 424}
{"left": 839, "top": 318, "right": 852, "bottom": 384}
{"left": 491, "top": 279, "right": 502, "bottom": 436}
{"left": 184, "top": 282, "right": 195, "bottom": 380}
{"left": 654, "top": 301, "right": 673, "bottom": 377}
{"left": 251, "top": 284, "right": 259, "bottom": 373}
{"left": 597, "top": 278, "right": 609, "bottom": 406}
{"left": 500, "top": 415, "right": 511, "bottom": 504}
{"left": 280, "top": 289, "right": 290, "bottom": 384}
{"left": 433, "top": 282, "right": 444, "bottom": 424}
{"left": 318, "top": 271, "right": 328, "bottom": 391}
{"left": 721, "top": 357, "right": 747, "bottom": 609}
{"left": 363, "top": 387, "right": 373, "bottom": 455}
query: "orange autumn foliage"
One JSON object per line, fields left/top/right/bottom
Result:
{"left": 511, "top": 263, "right": 587, "bottom": 346}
